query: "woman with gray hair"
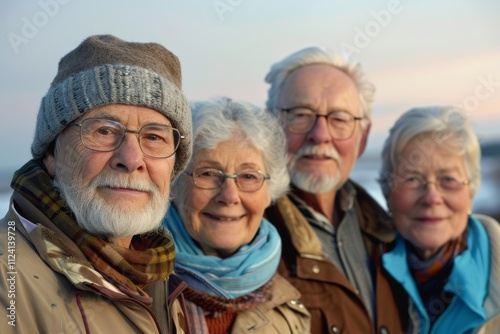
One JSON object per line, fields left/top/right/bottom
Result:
{"left": 379, "top": 106, "right": 500, "bottom": 333}
{"left": 163, "top": 97, "right": 311, "bottom": 333}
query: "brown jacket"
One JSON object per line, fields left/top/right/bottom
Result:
{"left": 265, "top": 180, "right": 407, "bottom": 334}
{"left": 0, "top": 194, "right": 170, "bottom": 334}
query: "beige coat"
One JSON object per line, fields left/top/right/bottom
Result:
{"left": 170, "top": 274, "right": 311, "bottom": 333}
{"left": 0, "top": 195, "right": 170, "bottom": 334}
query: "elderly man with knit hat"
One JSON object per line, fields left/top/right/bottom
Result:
{"left": 0, "top": 35, "right": 192, "bottom": 333}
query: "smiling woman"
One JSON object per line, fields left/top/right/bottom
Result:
{"left": 162, "top": 96, "right": 311, "bottom": 333}
{"left": 379, "top": 105, "right": 500, "bottom": 333}
{"left": 177, "top": 140, "right": 271, "bottom": 257}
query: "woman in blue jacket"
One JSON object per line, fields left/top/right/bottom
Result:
{"left": 378, "top": 106, "right": 500, "bottom": 333}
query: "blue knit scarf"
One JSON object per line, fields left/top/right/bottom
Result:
{"left": 163, "top": 205, "right": 281, "bottom": 299}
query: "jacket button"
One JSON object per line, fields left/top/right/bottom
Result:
{"left": 290, "top": 300, "right": 305, "bottom": 308}
{"left": 312, "top": 265, "right": 320, "bottom": 273}
{"left": 379, "top": 326, "right": 389, "bottom": 334}
{"left": 331, "top": 325, "right": 340, "bottom": 333}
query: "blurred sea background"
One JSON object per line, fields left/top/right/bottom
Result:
{"left": 1, "top": 139, "right": 499, "bottom": 221}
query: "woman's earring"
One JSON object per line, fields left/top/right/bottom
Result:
{"left": 467, "top": 209, "right": 472, "bottom": 216}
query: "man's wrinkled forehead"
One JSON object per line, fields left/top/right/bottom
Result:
{"left": 277, "top": 64, "right": 361, "bottom": 114}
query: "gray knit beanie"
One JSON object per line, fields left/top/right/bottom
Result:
{"left": 32, "top": 34, "right": 192, "bottom": 178}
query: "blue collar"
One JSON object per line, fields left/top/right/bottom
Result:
{"left": 383, "top": 216, "right": 490, "bottom": 331}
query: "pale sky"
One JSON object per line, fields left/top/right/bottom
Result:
{"left": 1, "top": 0, "right": 499, "bottom": 171}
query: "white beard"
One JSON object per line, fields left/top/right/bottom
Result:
{"left": 287, "top": 144, "right": 342, "bottom": 194}
{"left": 54, "top": 170, "right": 170, "bottom": 238}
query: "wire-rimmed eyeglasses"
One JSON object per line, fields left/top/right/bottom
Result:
{"left": 395, "top": 175, "right": 470, "bottom": 192}
{"left": 280, "top": 106, "right": 363, "bottom": 140}
{"left": 70, "top": 118, "right": 184, "bottom": 158}
{"left": 185, "top": 168, "right": 270, "bottom": 192}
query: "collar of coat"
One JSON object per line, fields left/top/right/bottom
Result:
{"left": 275, "top": 179, "right": 395, "bottom": 258}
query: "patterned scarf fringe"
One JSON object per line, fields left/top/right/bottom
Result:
{"left": 172, "top": 274, "right": 275, "bottom": 318}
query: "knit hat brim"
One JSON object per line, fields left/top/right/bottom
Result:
{"left": 32, "top": 64, "right": 192, "bottom": 178}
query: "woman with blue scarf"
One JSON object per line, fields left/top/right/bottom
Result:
{"left": 163, "top": 97, "right": 311, "bottom": 333}
{"left": 378, "top": 106, "right": 500, "bottom": 333}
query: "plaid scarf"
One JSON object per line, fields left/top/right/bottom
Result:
{"left": 11, "top": 159, "right": 175, "bottom": 300}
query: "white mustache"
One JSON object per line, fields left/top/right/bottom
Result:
{"left": 90, "top": 174, "right": 159, "bottom": 193}
{"left": 294, "top": 145, "right": 341, "bottom": 162}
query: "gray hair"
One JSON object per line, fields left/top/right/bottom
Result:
{"left": 379, "top": 106, "right": 481, "bottom": 199}
{"left": 264, "top": 46, "right": 375, "bottom": 125}
{"left": 176, "top": 97, "right": 289, "bottom": 201}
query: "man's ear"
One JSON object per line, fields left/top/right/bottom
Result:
{"left": 357, "top": 122, "right": 371, "bottom": 157}
{"left": 43, "top": 152, "right": 56, "bottom": 176}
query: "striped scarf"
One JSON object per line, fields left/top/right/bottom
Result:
{"left": 408, "top": 231, "right": 468, "bottom": 285}
{"left": 407, "top": 230, "right": 468, "bottom": 323}
{"left": 11, "top": 159, "right": 175, "bottom": 300}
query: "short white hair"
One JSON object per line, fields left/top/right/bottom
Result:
{"left": 264, "top": 46, "right": 375, "bottom": 125}
{"left": 176, "top": 96, "right": 290, "bottom": 201}
{"left": 379, "top": 105, "right": 481, "bottom": 198}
